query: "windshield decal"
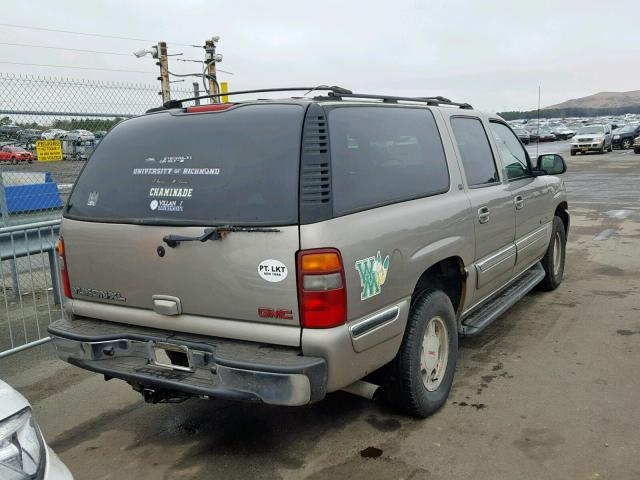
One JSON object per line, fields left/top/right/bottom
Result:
{"left": 149, "top": 187, "right": 193, "bottom": 198}
{"left": 150, "top": 199, "right": 184, "bottom": 212}
{"left": 87, "top": 191, "right": 99, "bottom": 207}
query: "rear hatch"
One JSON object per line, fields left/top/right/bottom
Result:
{"left": 63, "top": 103, "right": 305, "bottom": 342}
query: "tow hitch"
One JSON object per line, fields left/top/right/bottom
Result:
{"left": 138, "top": 386, "right": 190, "bottom": 404}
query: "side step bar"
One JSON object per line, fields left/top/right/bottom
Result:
{"left": 461, "top": 263, "right": 546, "bottom": 337}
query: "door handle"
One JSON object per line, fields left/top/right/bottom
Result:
{"left": 514, "top": 195, "right": 524, "bottom": 210}
{"left": 478, "top": 206, "right": 490, "bottom": 224}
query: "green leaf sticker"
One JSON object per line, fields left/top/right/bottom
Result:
{"left": 355, "top": 251, "right": 390, "bottom": 301}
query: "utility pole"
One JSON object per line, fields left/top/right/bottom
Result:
{"left": 157, "top": 41, "right": 171, "bottom": 104}
{"left": 204, "top": 37, "right": 222, "bottom": 103}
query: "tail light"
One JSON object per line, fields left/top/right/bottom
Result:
{"left": 57, "top": 237, "right": 72, "bottom": 298}
{"left": 296, "top": 248, "right": 346, "bottom": 328}
{"left": 185, "top": 104, "right": 234, "bottom": 113}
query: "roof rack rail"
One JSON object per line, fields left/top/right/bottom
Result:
{"left": 160, "top": 86, "right": 352, "bottom": 110}
{"left": 325, "top": 91, "right": 473, "bottom": 109}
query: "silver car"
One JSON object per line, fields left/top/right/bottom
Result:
{"left": 0, "top": 380, "right": 73, "bottom": 479}
{"left": 48, "top": 88, "right": 569, "bottom": 418}
{"left": 570, "top": 124, "right": 613, "bottom": 155}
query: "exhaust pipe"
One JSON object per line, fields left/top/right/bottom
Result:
{"left": 342, "top": 380, "right": 380, "bottom": 400}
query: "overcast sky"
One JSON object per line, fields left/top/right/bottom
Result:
{"left": 1, "top": 0, "right": 638, "bottom": 111}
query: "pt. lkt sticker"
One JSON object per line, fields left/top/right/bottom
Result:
{"left": 355, "top": 251, "right": 390, "bottom": 300}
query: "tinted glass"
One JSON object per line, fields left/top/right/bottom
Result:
{"left": 577, "top": 126, "right": 605, "bottom": 135}
{"left": 328, "top": 107, "right": 449, "bottom": 215}
{"left": 489, "top": 122, "right": 531, "bottom": 180}
{"left": 67, "top": 104, "right": 304, "bottom": 225}
{"left": 450, "top": 117, "right": 499, "bottom": 186}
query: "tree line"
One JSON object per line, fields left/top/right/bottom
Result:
{"left": 497, "top": 106, "right": 640, "bottom": 120}
{"left": 0, "top": 116, "right": 125, "bottom": 132}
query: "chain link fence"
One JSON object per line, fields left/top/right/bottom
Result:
{"left": 0, "top": 73, "right": 193, "bottom": 356}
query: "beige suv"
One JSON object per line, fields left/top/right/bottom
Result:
{"left": 49, "top": 87, "right": 568, "bottom": 417}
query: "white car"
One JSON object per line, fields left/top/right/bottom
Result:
{"left": 0, "top": 380, "right": 73, "bottom": 479}
{"left": 60, "top": 130, "right": 94, "bottom": 142}
{"left": 570, "top": 124, "right": 612, "bottom": 155}
{"left": 40, "top": 130, "right": 68, "bottom": 140}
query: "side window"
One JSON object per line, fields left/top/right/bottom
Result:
{"left": 489, "top": 121, "right": 531, "bottom": 180}
{"left": 450, "top": 117, "right": 499, "bottom": 187}
{"left": 329, "top": 107, "right": 450, "bottom": 215}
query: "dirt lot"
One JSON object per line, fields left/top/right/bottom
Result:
{"left": 2, "top": 143, "right": 640, "bottom": 480}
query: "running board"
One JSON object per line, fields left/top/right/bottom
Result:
{"left": 461, "top": 263, "right": 546, "bottom": 337}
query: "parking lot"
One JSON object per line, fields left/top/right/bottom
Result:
{"left": 1, "top": 141, "right": 639, "bottom": 480}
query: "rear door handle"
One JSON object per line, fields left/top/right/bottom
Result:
{"left": 478, "top": 206, "right": 490, "bottom": 224}
{"left": 514, "top": 195, "right": 524, "bottom": 210}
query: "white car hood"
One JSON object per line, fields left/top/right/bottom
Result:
{"left": 0, "top": 379, "right": 29, "bottom": 420}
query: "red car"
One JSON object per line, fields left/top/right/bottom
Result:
{"left": 0, "top": 146, "right": 34, "bottom": 163}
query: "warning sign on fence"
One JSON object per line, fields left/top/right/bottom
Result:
{"left": 35, "top": 140, "right": 63, "bottom": 162}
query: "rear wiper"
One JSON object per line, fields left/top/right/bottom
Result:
{"left": 163, "top": 225, "right": 280, "bottom": 248}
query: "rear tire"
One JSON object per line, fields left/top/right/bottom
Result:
{"left": 622, "top": 139, "right": 632, "bottom": 149}
{"left": 383, "top": 289, "right": 457, "bottom": 418}
{"left": 539, "top": 216, "right": 566, "bottom": 291}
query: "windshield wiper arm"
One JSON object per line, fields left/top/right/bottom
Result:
{"left": 163, "top": 225, "right": 281, "bottom": 248}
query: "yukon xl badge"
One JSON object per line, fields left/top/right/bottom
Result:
{"left": 73, "top": 287, "right": 126, "bottom": 302}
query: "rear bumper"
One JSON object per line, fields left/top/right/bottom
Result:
{"left": 48, "top": 317, "right": 327, "bottom": 406}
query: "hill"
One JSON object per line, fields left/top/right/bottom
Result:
{"left": 546, "top": 90, "right": 640, "bottom": 109}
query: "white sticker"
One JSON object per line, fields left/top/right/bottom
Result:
{"left": 258, "top": 259, "right": 288, "bottom": 283}
{"left": 87, "top": 191, "right": 99, "bottom": 206}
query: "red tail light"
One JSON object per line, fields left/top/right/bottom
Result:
{"left": 185, "top": 104, "right": 234, "bottom": 113}
{"left": 57, "top": 237, "right": 72, "bottom": 299}
{"left": 297, "top": 249, "right": 346, "bottom": 328}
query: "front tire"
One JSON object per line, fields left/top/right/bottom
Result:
{"left": 622, "top": 139, "right": 632, "bottom": 149}
{"left": 384, "top": 289, "right": 457, "bottom": 418}
{"left": 539, "top": 216, "right": 566, "bottom": 291}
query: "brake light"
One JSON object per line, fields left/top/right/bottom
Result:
{"left": 57, "top": 237, "right": 72, "bottom": 298}
{"left": 297, "top": 249, "right": 346, "bottom": 328}
{"left": 185, "top": 104, "right": 234, "bottom": 113}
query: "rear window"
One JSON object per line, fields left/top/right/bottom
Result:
{"left": 66, "top": 104, "right": 304, "bottom": 225}
{"left": 328, "top": 107, "right": 449, "bottom": 215}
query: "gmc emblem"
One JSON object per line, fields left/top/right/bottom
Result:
{"left": 258, "top": 308, "right": 293, "bottom": 320}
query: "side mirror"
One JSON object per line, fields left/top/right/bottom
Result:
{"left": 536, "top": 154, "right": 566, "bottom": 175}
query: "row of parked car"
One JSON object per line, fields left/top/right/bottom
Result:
{"left": 507, "top": 118, "right": 640, "bottom": 154}
{"left": 0, "top": 126, "right": 106, "bottom": 143}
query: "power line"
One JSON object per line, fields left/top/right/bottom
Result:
{"left": 0, "top": 41, "right": 133, "bottom": 56}
{"left": 0, "top": 61, "right": 155, "bottom": 74}
{"left": 0, "top": 23, "right": 200, "bottom": 48}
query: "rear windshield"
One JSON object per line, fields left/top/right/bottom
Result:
{"left": 66, "top": 104, "right": 304, "bottom": 226}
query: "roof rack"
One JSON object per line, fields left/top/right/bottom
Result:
{"left": 323, "top": 91, "right": 473, "bottom": 109}
{"left": 160, "top": 86, "right": 353, "bottom": 110}
{"left": 152, "top": 85, "right": 472, "bottom": 112}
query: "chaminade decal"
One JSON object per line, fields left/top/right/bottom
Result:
{"left": 355, "top": 251, "right": 390, "bottom": 300}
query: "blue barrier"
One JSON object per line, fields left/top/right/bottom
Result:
{"left": 3, "top": 172, "right": 63, "bottom": 213}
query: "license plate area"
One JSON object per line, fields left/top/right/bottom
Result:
{"left": 150, "top": 342, "right": 193, "bottom": 372}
